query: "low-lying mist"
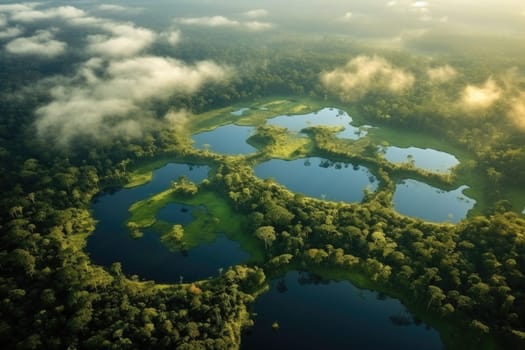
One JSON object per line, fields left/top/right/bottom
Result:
{"left": 1, "top": 0, "right": 525, "bottom": 146}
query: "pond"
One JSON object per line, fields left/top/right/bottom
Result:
{"left": 393, "top": 179, "right": 475, "bottom": 223}
{"left": 192, "top": 124, "right": 256, "bottom": 154}
{"left": 381, "top": 146, "right": 459, "bottom": 173}
{"left": 266, "top": 107, "right": 368, "bottom": 140}
{"left": 231, "top": 107, "right": 250, "bottom": 116}
{"left": 87, "top": 163, "right": 250, "bottom": 283}
{"left": 254, "top": 157, "right": 377, "bottom": 202}
{"left": 242, "top": 271, "right": 443, "bottom": 350}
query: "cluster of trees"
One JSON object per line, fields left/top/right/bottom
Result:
{"left": 0, "top": 92, "right": 267, "bottom": 348}
{"left": 2, "top": 34, "right": 525, "bottom": 349}
{"left": 213, "top": 159, "right": 525, "bottom": 348}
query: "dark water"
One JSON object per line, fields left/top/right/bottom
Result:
{"left": 87, "top": 163, "right": 249, "bottom": 283}
{"left": 192, "top": 124, "right": 256, "bottom": 154}
{"left": 242, "top": 271, "right": 444, "bottom": 350}
{"left": 393, "top": 179, "right": 475, "bottom": 223}
{"left": 254, "top": 157, "right": 377, "bottom": 202}
{"left": 157, "top": 202, "right": 197, "bottom": 223}
{"left": 266, "top": 107, "right": 369, "bottom": 140}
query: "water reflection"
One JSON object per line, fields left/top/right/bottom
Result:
{"left": 242, "top": 271, "right": 443, "bottom": 350}
{"left": 87, "top": 163, "right": 249, "bottom": 283}
{"left": 267, "top": 107, "right": 368, "bottom": 140}
{"left": 381, "top": 146, "right": 459, "bottom": 173}
{"left": 254, "top": 157, "right": 377, "bottom": 202}
{"left": 193, "top": 124, "right": 256, "bottom": 154}
{"left": 393, "top": 179, "right": 475, "bottom": 223}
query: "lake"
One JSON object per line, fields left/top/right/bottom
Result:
{"left": 254, "top": 157, "right": 377, "bottom": 202}
{"left": 267, "top": 107, "right": 368, "bottom": 140}
{"left": 192, "top": 124, "right": 256, "bottom": 154}
{"left": 87, "top": 163, "right": 250, "bottom": 283}
{"left": 381, "top": 146, "right": 459, "bottom": 173}
{"left": 393, "top": 179, "right": 475, "bottom": 223}
{"left": 242, "top": 271, "right": 443, "bottom": 350}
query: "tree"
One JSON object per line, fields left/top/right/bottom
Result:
{"left": 161, "top": 225, "right": 185, "bottom": 248}
{"left": 255, "top": 226, "right": 276, "bottom": 250}
{"left": 427, "top": 285, "right": 446, "bottom": 310}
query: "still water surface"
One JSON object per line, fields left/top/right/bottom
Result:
{"left": 393, "top": 179, "right": 475, "bottom": 223}
{"left": 87, "top": 163, "right": 249, "bottom": 283}
{"left": 192, "top": 124, "right": 256, "bottom": 154}
{"left": 267, "top": 107, "right": 368, "bottom": 140}
{"left": 382, "top": 146, "right": 459, "bottom": 173}
{"left": 242, "top": 271, "right": 443, "bottom": 350}
{"left": 254, "top": 157, "right": 377, "bottom": 202}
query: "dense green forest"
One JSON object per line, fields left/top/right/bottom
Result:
{"left": 2, "top": 2, "right": 525, "bottom": 349}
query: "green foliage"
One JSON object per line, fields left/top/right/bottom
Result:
{"left": 2, "top": 35, "right": 525, "bottom": 350}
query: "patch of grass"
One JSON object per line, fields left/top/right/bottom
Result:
{"left": 188, "top": 106, "right": 241, "bottom": 134}
{"left": 128, "top": 189, "right": 264, "bottom": 262}
{"left": 125, "top": 156, "right": 188, "bottom": 189}
{"left": 368, "top": 125, "right": 472, "bottom": 162}
{"left": 129, "top": 190, "right": 174, "bottom": 227}
{"left": 189, "top": 97, "right": 330, "bottom": 133}
{"left": 267, "top": 135, "right": 311, "bottom": 159}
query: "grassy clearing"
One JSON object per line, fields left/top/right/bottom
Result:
{"left": 190, "top": 97, "right": 331, "bottom": 132}
{"left": 187, "top": 106, "right": 241, "bottom": 134}
{"left": 268, "top": 135, "right": 311, "bottom": 159}
{"left": 125, "top": 155, "right": 190, "bottom": 189}
{"left": 128, "top": 190, "right": 174, "bottom": 227}
{"left": 367, "top": 125, "right": 472, "bottom": 163}
{"left": 128, "top": 189, "right": 264, "bottom": 262}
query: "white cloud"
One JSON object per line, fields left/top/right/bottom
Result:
{"left": 161, "top": 30, "right": 181, "bottom": 46}
{"left": 412, "top": 1, "right": 428, "bottom": 8}
{"left": 320, "top": 55, "right": 415, "bottom": 101}
{"left": 0, "top": 14, "right": 6, "bottom": 27}
{"left": 340, "top": 12, "right": 353, "bottom": 22}
{"left": 10, "top": 6, "right": 86, "bottom": 22}
{"left": 35, "top": 56, "right": 230, "bottom": 145}
{"left": 0, "top": 3, "right": 38, "bottom": 12}
{"left": 0, "top": 26, "right": 23, "bottom": 39}
{"left": 98, "top": 4, "right": 128, "bottom": 12}
{"left": 164, "top": 109, "right": 190, "bottom": 131}
{"left": 508, "top": 94, "right": 525, "bottom": 131}
{"left": 386, "top": 1, "right": 398, "bottom": 6}
{"left": 96, "top": 4, "right": 143, "bottom": 14}
{"left": 244, "top": 21, "right": 273, "bottom": 31}
{"left": 177, "top": 15, "right": 273, "bottom": 31}
{"left": 5, "top": 29, "right": 66, "bottom": 58}
{"left": 460, "top": 78, "right": 502, "bottom": 110}
{"left": 427, "top": 65, "right": 457, "bottom": 83}
{"left": 179, "top": 16, "right": 240, "bottom": 27}
{"left": 244, "top": 9, "right": 268, "bottom": 18}
{"left": 86, "top": 22, "right": 156, "bottom": 57}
